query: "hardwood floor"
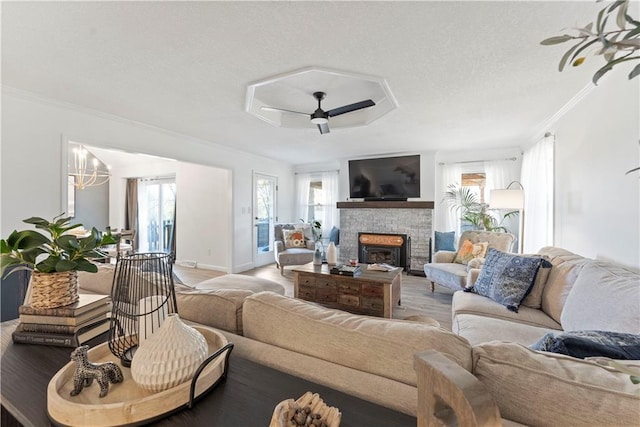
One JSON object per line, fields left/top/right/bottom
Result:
{"left": 174, "top": 263, "right": 455, "bottom": 330}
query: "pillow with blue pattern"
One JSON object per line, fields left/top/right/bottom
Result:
{"left": 466, "top": 248, "right": 544, "bottom": 312}
{"left": 530, "top": 330, "right": 640, "bottom": 360}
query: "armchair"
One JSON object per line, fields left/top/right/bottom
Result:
{"left": 273, "top": 223, "right": 316, "bottom": 275}
{"left": 423, "top": 230, "right": 515, "bottom": 293}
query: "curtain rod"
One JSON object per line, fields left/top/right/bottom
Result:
{"left": 438, "top": 157, "right": 517, "bottom": 166}
{"left": 294, "top": 169, "right": 340, "bottom": 175}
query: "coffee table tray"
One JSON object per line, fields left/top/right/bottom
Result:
{"left": 47, "top": 326, "right": 233, "bottom": 427}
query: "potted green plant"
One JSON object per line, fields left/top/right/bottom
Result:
{"left": 0, "top": 213, "right": 117, "bottom": 309}
{"left": 443, "top": 184, "right": 519, "bottom": 233}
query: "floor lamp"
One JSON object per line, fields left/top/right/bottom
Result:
{"left": 489, "top": 181, "right": 525, "bottom": 253}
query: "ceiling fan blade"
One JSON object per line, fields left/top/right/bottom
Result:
{"left": 327, "top": 99, "right": 375, "bottom": 117}
{"left": 260, "top": 106, "right": 309, "bottom": 117}
{"left": 317, "top": 122, "right": 330, "bottom": 135}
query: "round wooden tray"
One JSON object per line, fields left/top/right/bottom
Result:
{"left": 47, "top": 326, "right": 233, "bottom": 427}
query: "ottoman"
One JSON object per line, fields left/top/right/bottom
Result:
{"left": 176, "top": 274, "right": 285, "bottom": 335}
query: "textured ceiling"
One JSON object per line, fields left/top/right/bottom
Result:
{"left": 1, "top": 1, "right": 612, "bottom": 165}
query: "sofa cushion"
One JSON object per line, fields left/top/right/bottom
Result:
{"left": 176, "top": 288, "right": 253, "bottom": 334}
{"left": 453, "top": 313, "right": 559, "bottom": 346}
{"left": 423, "top": 262, "right": 469, "bottom": 290}
{"left": 242, "top": 292, "right": 473, "bottom": 387}
{"left": 530, "top": 330, "right": 640, "bottom": 360}
{"left": 560, "top": 261, "right": 640, "bottom": 334}
{"left": 452, "top": 291, "right": 562, "bottom": 330}
{"left": 538, "top": 247, "right": 590, "bottom": 324}
{"left": 194, "top": 274, "right": 285, "bottom": 295}
{"left": 470, "top": 248, "right": 544, "bottom": 312}
{"left": 453, "top": 240, "right": 488, "bottom": 265}
{"left": 175, "top": 274, "right": 285, "bottom": 334}
{"left": 78, "top": 263, "right": 116, "bottom": 295}
{"left": 520, "top": 255, "right": 552, "bottom": 309}
{"left": 472, "top": 341, "right": 640, "bottom": 426}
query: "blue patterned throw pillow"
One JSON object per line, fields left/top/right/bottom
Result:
{"left": 469, "top": 248, "right": 544, "bottom": 312}
{"left": 530, "top": 330, "right": 640, "bottom": 360}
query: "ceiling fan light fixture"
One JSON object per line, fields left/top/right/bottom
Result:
{"left": 310, "top": 116, "right": 328, "bottom": 125}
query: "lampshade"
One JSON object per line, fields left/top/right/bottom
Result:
{"left": 489, "top": 189, "right": 524, "bottom": 210}
{"left": 108, "top": 252, "right": 178, "bottom": 367}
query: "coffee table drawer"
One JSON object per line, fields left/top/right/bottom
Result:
{"left": 298, "top": 284, "right": 316, "bottom": 300}
{"left": 317, "top": 287, "right": 338, "bottom": 303}
{"left": 339, "top": 282, "right": 360, "bottom": 295}
{"left": 297, "top": 275, "right": 316, "bottom": 287}
{"left": 361, "top": 283, "right": 384, "bottom": 297}
{"left": 338, "top": 294, "right": 360, "bottom": 307}
{"left": 361, "top": 297, "right": 384, "bottom": 312}
{"left": 316, "top": 277, "right": 337, "bottom": 290}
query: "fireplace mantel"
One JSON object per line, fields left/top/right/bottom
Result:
{"left": 337, "top": 201, "right": 434, "bottom": 209}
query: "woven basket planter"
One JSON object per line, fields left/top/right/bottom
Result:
{"left": 29, "top": 271, "right": 79, "bottom": 309}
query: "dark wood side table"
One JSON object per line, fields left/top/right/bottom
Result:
{"left": 1, "top": 320, "right": 415, "bottom": 426}
{"left": 293, "top": 263, "right": 402, "bottom": 318}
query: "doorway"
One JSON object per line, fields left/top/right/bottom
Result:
{"left": 253, "top": 173, "right": 277, "bottom": 267}
{"left": 137, "top": 177, "right": 176, "bottom": 253}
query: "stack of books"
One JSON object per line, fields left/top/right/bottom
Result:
{"left": 12, "top": 294, "right": 112, "bottom": 347}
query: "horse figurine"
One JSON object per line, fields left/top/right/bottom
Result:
{"left": 69, "top": 345, "right": 123, "bottom": 398}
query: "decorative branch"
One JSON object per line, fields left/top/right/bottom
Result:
{"left": 541, "top": 0, "right": 640, "bottom": 84}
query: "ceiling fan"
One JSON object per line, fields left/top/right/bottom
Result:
{"left": 261, "top": 91, "right": 375, "bottom": 134}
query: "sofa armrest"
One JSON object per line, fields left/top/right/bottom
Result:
{"left": 414, "top": 350, "right": 502, "bottom": 427}
{"left": 433, "top": 250, "right": 457, "bottom": 263}
{"left": 306, "top": 239, "right": 316, "bottom": 250}
{"left": 274, "top": 240, "right": 285, "bottom": 254}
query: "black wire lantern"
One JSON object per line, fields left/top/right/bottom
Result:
{"left": 108, "top": 252, "right": 178, "bottom": 367}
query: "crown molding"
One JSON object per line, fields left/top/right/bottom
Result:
{"left": 1, "top": 85, "right": 240, "bottom": 154}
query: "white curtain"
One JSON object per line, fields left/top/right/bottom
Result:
{"left": 295, "top": 173, "right": 311, "bottom": 223}
{"left": 521, "top": 134, "right": 554, "bottom": 253}
{"left": 320, "top": 170, "right": 339, "bottom": 238}
{"left": 435, "top": 163, "right": 462, "bottom": 236}
{"left": 485, "top": 159, "right": 521, "bottom": 239}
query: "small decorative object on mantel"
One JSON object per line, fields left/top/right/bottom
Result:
{"left": 270, "top": 391, "right": 341, "bottom": 427}
{"left": 0, "top": 214, "right": 116, "bottom": 309}
{"left": 326, "top": 241, "right": 338, "bottom": 265}
{"left": 131, "top": 313, "right": 208, "bottom": 392}
{"left": 108, "top": 252, "right": 178, "bottom": 367}
{"left": 69, "top": 345, "right": 123, "bottom": 398}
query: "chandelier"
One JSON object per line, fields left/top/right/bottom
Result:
{"left": 70, "top": 145, "right": 111, "bottom": 189}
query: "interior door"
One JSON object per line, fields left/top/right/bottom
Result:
{"left": 253, "top": 173, "right": 277, "bottom": 267}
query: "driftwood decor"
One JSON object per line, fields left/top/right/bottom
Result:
{"left": 270, "top": 391, "right": 341, "bottom": 427}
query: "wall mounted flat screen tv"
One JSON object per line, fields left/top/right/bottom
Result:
{"left": 348, "top": 155, "right": 420, "bottom": 201}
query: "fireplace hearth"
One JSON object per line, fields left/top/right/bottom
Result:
{"left": 358, "top": 232, "right": 409, "bottom": 271}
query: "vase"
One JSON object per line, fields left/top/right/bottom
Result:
{"left": 131, "top": 313, "right": 208, "bottom": 392}
{"left": 28, "top": 271, "right": 79, "bottom": 309}
{"left": 327, "top": 242, "right": 338, "bottom": 265}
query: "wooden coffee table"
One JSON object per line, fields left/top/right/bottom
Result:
{"left": 0, "top": 320, "right": 415, "bottom": 426}
{"left": 293, "top": 263, "right": 402, "bottom": 318}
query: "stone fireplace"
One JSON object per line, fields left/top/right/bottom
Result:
{"left": 358, "top": 232, "right": 409, "bottom": 271}
{"left": 337, "top": 201, "right": 433, "bottom": 274}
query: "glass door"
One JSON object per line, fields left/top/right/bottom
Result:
{"left": 253, "top": 173, "right": 277, "bottom": 267}
{"left": 138, "top": 177, "right": 176, "bottom": 254}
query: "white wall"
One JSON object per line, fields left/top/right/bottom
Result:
{"left": 551, "top": 69, "right": 640, "bottom": 268}
{"left": 176, "top": 162, "right": 231, "bottom": 271}
{"left": 1, "top": 89, "right": 294, "bottom": 273}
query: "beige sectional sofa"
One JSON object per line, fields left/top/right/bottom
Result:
{"left": 78, "top": 250, "right": 640, "bottom": 425}
{"left": 419, "top": 246, "right": 640, "bottom": 426}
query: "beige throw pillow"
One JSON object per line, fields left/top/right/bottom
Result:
{"left": 283, "top": 229, "right": 306, "bottom": 248}
{"left": 454, "top": 239, "right": 488, "bottom": 265}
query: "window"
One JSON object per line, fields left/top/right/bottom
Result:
{"left": 296, "top": 171, "right": 339, "bottom": 242}
{"left": 461, "top": 172, "right": 486, "bottom": 204}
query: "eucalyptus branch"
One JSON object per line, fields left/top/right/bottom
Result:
{"left": 541, "top": 0, "right": 639, "bottom": 84}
